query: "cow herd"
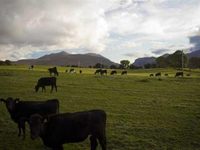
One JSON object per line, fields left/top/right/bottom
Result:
{"left": 94, "top": 69, "right": 127, "bottom": 75}
{"left": 149, "top": 71, "right": 190, "bottom": 77}
{"left": 0, "top": 67, "right": 107, "bottom": 150}
{"left": 0, "top": 97, "right": 107, "bottom": 150}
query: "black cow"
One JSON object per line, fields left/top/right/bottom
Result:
{"left": 175, "top": 72, "right": 183, "bottom": 77}
{"left": 48, "top": 67, "right": 59, "bottom": 76}
{"left": 186, "top": 73, "right": 191, "bottom": 76}
{"left": 79, "top": 70, "right": 82, "bottom": 74}
{"left": 94, "top": 69, "right": 102, "bottom": 75}
{"left": 149, "top": 74, "right": 154, "bottom": 77}
{"left": 155, "top": 72, "right": 161, "bottom": 77}
{"left": 29, "top": 110, "right": 107, "bottom": 150}
{"left": 29, "top": 65, "right": 34, "bottom": 70}
{"left": 110, "top": 70, "right": 117, "bottom": 75}
{"left": 164, "top": 73, "right": 168, "bottom": 76}
{"left": 121, "top": 71, "right": 127, "bottom": 75}
{"left": 0, "top": 97, "right": 59, "bottom": 139}
{"left": 35, "top": 77, "right": 57, "bottom": 93}
{"left": 69, "top": 68, "right": 75, "bottom": 73}
{"left": 100, "top": 70, "right": 107, "bottom": 75}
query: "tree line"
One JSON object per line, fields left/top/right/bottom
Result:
{"left": 0, "top": 60, "right": 12, "bottom": 65}
{"left": 118, "top": 50, "right": 200, "bottom": 69}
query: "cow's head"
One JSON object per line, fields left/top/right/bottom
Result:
{"left": 0, "top": 97, "right": 19, "bottom": 112}
{"left": 29, "top": 114, "right": 45, "bottom": 140}
{"left": 35, "top": 85, "right": 39, "bottom": 92}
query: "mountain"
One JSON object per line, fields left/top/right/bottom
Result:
{"left": 133, "top": 49, "right": 200, "bottom": 67}
{"left": 14, "top": 51, "right": 117, "bottom": 67}
{"left": 187, "top": 49, "right": 200, "bottom": 58}
{"left": 133, "top": 57, "right": 156, "bottom": 67}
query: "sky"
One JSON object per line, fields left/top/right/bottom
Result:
{"left": 0, "top": 0, "right": 200, "bottom": 63}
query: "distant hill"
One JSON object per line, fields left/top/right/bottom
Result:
{"left": 133, "top": 57, "right": 156, "bottom": 67}
{"left": 14, "top": 51, "right": 117, "bottom": 67}
{"left": 187, "top": 49, "right": 200, "bottom": 58}
{"left": 133, "top": 49, "right": 200, "bottom": 67}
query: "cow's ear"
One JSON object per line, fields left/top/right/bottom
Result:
{"left": 42, "top": 116, "right": 48, "bottom": 123}
{"left": 44, "top": 118, "right": 48, "bottom": 123}
{"left": 15, "top": 98, "right": 20, "bottom": 103}
{"left": 0, "top": 98, "right": 6, "bottom": 103}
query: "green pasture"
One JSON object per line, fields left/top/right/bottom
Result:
{"left": 0, "top": 65, "right": 200, "bottom": 150}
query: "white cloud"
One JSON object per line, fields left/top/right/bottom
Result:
{"left": 0, "top": 0, "right": 200, "bottom": 62}
{"left": 0, "top": 0, "right": 112, "bottom": 60}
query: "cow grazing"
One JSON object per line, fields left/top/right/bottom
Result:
{"left": 186, "top": 73, "right": 191, "bottom": 76}
{"left": 110, "top": 70, "right": 117, "bottom": 75}
{"left": 0, "top": 97, "right": 59, "bottom": 139}
{"left": 35, "top": 77, "right": 57, "bottom": 93}
{"left": 149, "top": 74, "right": 154, "bottom": 77}
{"left": 48, "top": 67, "right": 59, "bottom": 76}
{"left": 164, "top": 73, "right": 168, "bottom": 76}
{"left": 29, "top": 65, "right": 34, "bottom": 70}
{"left": 175, "top": 72, "right": 183, "bottom": 77}
{"left": 121, "top": 71, "right": 127, "bottom": 75}
{"left": 94, "top": 69, "right": 102, "bottom": 75}
{"left": 100, "top": 70, "right": 107, "bottom": 75}
{"left": 29, "top": 110, "right": 107, "bottom": 150}
{"left": 69, "top": 68, "right": 75, "bottom": 73}
{"left": 155, "top": 72, "right": 161, "bottom": 77}
{"left": 79, "top": 70, "right": 82, "bottom": 74}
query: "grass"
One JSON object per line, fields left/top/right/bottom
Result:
{"left": 0, "top": 65, "right": 200, "bottom": 150}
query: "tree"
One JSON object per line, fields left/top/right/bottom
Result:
{"left": 189, "top": 57, "right": 200, "bottom": 68}
{"left": 110, "top": 64, "right": 118, "bottom": 69}
{"left": 0, "top": 60, "right": 12, "bottom": 65}
{"left": 129, "top": 64, "right": 143, "bottom": 69}
{"left": 93, "top": 63, "right": 104, "bottom": 68}
{"left": 156, "top": 56, "right": 168, "bottom": 68}
{"left": 167, "top": 50, "right": 188, "bottom": 68}
{"left": 156, "top": 50, "right": 188, "bottom": 68}
{"left": 120, "top": 60, "right": 130, "bottom": 69}
{"left": 143, "top": 63, "right": 155, "bottom": 69}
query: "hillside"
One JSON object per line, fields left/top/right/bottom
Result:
{"left": 133, "top": 57, "right": 156, "bottom": 67}
{"left": 187, "top": 49, "right": 200, "bottom": 58}
{"left": 133, "top": 49, "right": 200, "bottom": 67}
{"left": 14, "top": 51, "right": 117, "bottom": 67}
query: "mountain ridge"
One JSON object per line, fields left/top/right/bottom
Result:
{"left": 14, "top": 51, "right": 117, "bottom": 67}
{"left": 133, "top": 49, "right": 200, "bottom": 67}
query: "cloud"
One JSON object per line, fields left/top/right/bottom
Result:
{"left": 0, "top": 0, "right": 111, "bottom": 60}
{"left": 0, "top": 0, "right": 200, "bottom": 62}
{"left": 189, "top": 27, "right": 200, "bottom": 51}
{"left": 152, "top": 49, "right": 169, "bottom": 55}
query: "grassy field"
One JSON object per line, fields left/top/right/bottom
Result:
{"left": 0, "top": 65, "right": 200, "bottom": 150}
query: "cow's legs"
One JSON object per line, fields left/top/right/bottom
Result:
{"left": 42, "top": 86, "right": 46, "bottom": 92}
{"left": 51, "top": 85, "right": 53, "bottom": 93}
{"left": 98, "top": 135, "right": 106, "bottom": 150}
{"left": 19, "top": 118, "right": 26, "bottom": 139}
{"left": 18, "top": 118, "right": 26, "bottom": 139}
{"left": 55, "top": 85, "right": 57, "bottom": 92}
{"left": 90, "top": 136, "right": 98, "bottom": 150}
{"left": 18, "top": 123, "right": 21, "bottom": 137}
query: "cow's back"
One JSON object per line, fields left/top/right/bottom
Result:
{"left": 15, "top": 99, "right": 59, "bottom": 118}
{"left": 42, "top": 110, "right": 106, "bottom": 146}
{"left": 38, "top": 77, "right": 56, "bottom": 85}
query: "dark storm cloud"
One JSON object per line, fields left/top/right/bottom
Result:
{"left": 189, "top": 35, "right": 200, "bottom": 50}
{"left": 152, "top": 49, "right": 169, "bottom": 55}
